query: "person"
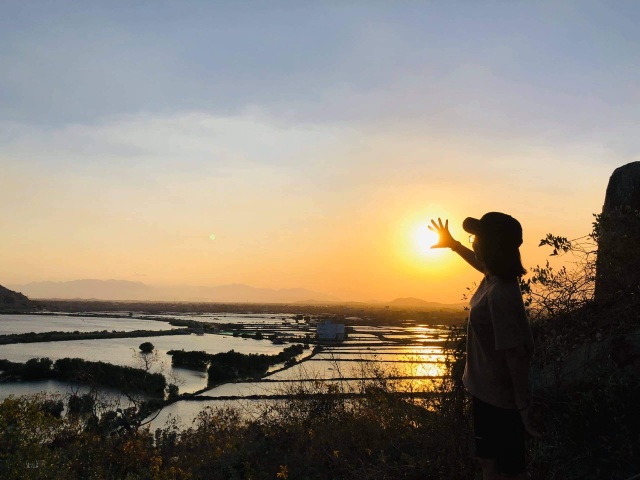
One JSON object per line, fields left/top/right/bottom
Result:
{"left": 429, "top": 213, "right": 540, "bottom": 480}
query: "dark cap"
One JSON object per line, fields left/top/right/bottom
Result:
{"left": 463, "top": 212, "right": 523, "bottom": 247}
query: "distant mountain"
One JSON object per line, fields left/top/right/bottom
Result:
{"left": 8, "top": 279, "right": 339, "bottom": 304}
{"left": 8, "top": 280, "right": 155, "bottom": 301}
{"left": 164, "top": 284, "right": 340, "bottom": 304}
{"left": 387, "top": 297, "right": 466, "bottom": 309}
{"left": 0, "top": 284, "right": 40, "bottom": 312}
{"left": 6, "top": 280, "right": 466, "bottom": 307}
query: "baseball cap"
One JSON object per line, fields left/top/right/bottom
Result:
{"left": 462, "top": 212, "right": 523, "bottom": 247}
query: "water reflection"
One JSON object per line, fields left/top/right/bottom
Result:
{"left": 1, "top": 313, "right": 458, "bottom": 429}
{"left": 0, "top": 314, "right": 179, "bottom": 335}
{"left": 0, "top": 332, "right": 288, "bottom": 394}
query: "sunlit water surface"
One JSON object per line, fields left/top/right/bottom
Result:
{"left": 0, "top": 313, "right": 453, "bottom": 428}
{"left": 0, "top": 314, "right": 180, "bottom": 335}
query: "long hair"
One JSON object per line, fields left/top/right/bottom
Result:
{"left": 476, "top": 237, "right": 527, "bottom": 279}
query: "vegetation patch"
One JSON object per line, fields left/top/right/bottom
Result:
{"left": 1, "top": 217, "right": 639, "bottom": 478}
{"left": 0, "top": 357, "right": 167, "bottom": 398}
{"left": 0, "top": 328, "right": 190, "bottom": 345}
{"left": 168, "top": 344, "right": 305, "bottom": 385}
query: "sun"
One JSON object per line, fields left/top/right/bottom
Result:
{"left": 413, "top": 223, "right": 441, "bottom": 256}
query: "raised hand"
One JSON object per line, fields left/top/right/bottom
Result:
{"left": 428, "top": 218, "right": 458, "bottom": 249}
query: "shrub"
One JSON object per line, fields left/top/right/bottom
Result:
{"left": 139, "top": 341, "right": 155, "bottom": 354}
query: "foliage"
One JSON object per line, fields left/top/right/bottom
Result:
{"left": 166, "top": 350, "right": 209, "bottom": 370}
{"left": 528, "top": 368, "right": 640, "bottom": 479}
{"left": 166, "top": 384, "right": 180, "bottom": 401}
{"left": 0, "top": 357, "right": 167, "bottom": 398}
{"left": 67, "top": 393, "right": 96, "bottom": 416}
{"left": 0, "top": 330, "right": 474, "bottom": 479}
{"left": 519, "top": 214, "right": 640, "bottom": 478}
{"left": 0, "top": 395, "right": 70, "bottom": 480}
{"left": 5, "top": 305, "right": 636, "bottom": 479}
{"left": 139, "top": 342, "right": 155, "bottom": 354}
{"left": 520, "top": 216, "right": 598, "bottom": 320}
{"left": 167, "top": 345, "right": 305, "bottom": 386}
{"left": 22, "top": 357, "right": 55, "bottom": 380}
{"left": 0, "top": 328, "right": 188, "bottom": 345}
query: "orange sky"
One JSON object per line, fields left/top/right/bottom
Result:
{"left": 0, "top": 122, "right": 613, "bottom": 303}
{"left": 0, "top": 3, "right": 635, "bottom": 303}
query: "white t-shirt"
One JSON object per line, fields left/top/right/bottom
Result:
{"left": 462, "top": 274, "right": 534, "bottom": 409}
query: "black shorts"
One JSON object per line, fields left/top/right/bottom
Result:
{"left": 472, "top": 396, "right": 526, "bottom": 475}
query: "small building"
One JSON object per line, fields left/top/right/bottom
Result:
{"left": 316, "top": 321, "right": 345, "bottom": 341}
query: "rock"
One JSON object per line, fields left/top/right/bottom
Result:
{"left": 602, "top": 162, "right": 640, "bottom": 211}
{"left": 595, "top": 162, "right": 640, "bottom": 301}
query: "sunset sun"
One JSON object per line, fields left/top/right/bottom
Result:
{"left": 413, "top": 223, "right": 441, "bottom": 256}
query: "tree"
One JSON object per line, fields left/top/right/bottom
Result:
{"left": 520, "top": 217, "right": 598, "bottom": 320}
{"left": 22, "top": 357, "right": 53, "bottom": 380}
{"left": 67, "top": 393, "right": 95, "bottom": 416}
{"left": 139, "top": 342, "right": 154, "bottom": 354}
{"left": 166, "top": 383, "right": 179, "bottom": 401}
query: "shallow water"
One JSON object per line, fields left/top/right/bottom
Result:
{"left": 0, "top": 378, "right": 138, "bottom": 408}
{"left": 0, "top": 312, "right": 292, "bottom": 396}
{"left": 0, "top": 314, "right": 454, "bottom": 427}
{"left": 0, "top": 314, "right": 178, "bottom": 335}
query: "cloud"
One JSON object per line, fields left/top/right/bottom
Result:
{"left": 0, "top": 108, "right": 621, "bottom": 301}
{"left": 3, "top": 0, "right": 640, "bottom": 141}
{"left": 0, "top": 111, "right": 343, "bottom": 174}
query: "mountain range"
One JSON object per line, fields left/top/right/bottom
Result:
{"left": 6, "top": 280, "right": 465, "bottom": 309}
{"left": 8, "top": 279, "right": 340, "bottom": 304}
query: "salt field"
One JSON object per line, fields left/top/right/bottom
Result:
{"left": 1, "top": 312, "right": 457, "bottom": 427}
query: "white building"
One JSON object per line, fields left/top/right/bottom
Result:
{"left": 316, "top": 321, "right": 345, "bottom": 341}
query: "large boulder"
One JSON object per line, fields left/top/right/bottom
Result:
{"left": 595, "top": 162, "right": 640, "bottom": 301}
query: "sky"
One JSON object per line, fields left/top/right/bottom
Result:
{"left": 1, "top": 1, "right": 639, "bottom": 303}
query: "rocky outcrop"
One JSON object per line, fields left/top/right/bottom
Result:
{"left": 595, "top": 161, "right": 640, "bottom": 301}
{"left": 0, "top": 284, "right": 40, "bottom": 312}
{"left": 534, "top": 163, "right": 640, "bottom": 389}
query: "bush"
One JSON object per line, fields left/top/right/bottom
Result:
{"left": 139, "top": 341, "right": 155, "bottom": 354}
{"left": 22, "top": 357, "right": 53, "bottom": 380}
{"left": 166, "top": 383, "right": 180, "bottom": 400}
{"left": 67, "top": 393, "right": 95, "bottom": 416}
{"left": 0, "top": 358, "right": 476, "bottom": 480}
{"left": 519, "top": 217, "right": 640, "bottom": 478}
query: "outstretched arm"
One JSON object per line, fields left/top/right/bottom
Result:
{"left": 428, "top": 218, "right": 485, "bottom": 273}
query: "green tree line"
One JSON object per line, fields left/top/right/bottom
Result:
{"left": 0, "top": 357, "right": 166, "bottom": 397}
{"left": 168, "top": 344, "right": 304, "bottom": 385}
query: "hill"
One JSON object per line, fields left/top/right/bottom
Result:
{"left": 0, "top": 284, "right": 40, "bottom": 312}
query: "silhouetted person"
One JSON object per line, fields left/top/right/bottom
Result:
{"left": 430, "top": 213, "right": 539, "bottom": 480}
